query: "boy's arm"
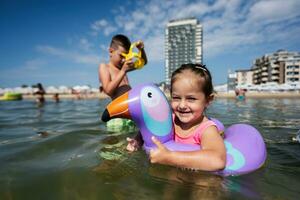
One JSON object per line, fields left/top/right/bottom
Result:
{"left": 141, "top": 48, "right": 147, "bottom": 65}
{"left": 99, "top": 61, "right": 133, "bottom": 97}
{"left": 136, "top": 41, "right": 148, "bottom": 65}
{"left": 98, "top": 64, "right": 124, "bottom": 97}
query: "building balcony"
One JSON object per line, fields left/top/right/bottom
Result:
{"left": 286, "top": 74, "right": 299, "bottom": 78}
{"left": 272, "top": 73, "right": 280, "bottom": 77}
{"left": 286, "top": 69, "right": 299, "bottom": 73}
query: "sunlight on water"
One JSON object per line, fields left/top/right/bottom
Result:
{"left": 0, "top": 98, "right": 300, "bottom": 199}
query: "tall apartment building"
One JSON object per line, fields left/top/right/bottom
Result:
{"left": 252, "top": 50, "right": 300, "bottom": 85}
{"left": 165, "top": 18, "right": 203, "bottom": 84}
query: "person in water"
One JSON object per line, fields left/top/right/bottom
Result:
{"left": 99, "top": 34, "right": 147, "bottom": 133}
{"left": 127, "top": 63, "right": 226, "bottom": 171}
{"left": 34, "top": 83, "right": 46, "bottom": 104}
{"left": 98, "top": 34, "right": 147, "bottom": 100}
{"left": 235, "top": 88, "right": 246, "bottom": 100}
{"left": 292, "top": 129, "right": 300, "bottom": 143}
{"left": 53, "top": 93, "right": 59, "bottom": 103}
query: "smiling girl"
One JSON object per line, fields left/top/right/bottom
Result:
{"left": 149, "top": 63, "right": 226, "bottom": 171}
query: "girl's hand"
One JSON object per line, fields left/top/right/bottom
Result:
{"left": 136, "top": 40, "right": 144, "bottom": 50}
{"left": 126, "top": 137, "right": 140, "bottom": 152}
{"left": 149, "top": 136, "right": 170, "bottom": 164}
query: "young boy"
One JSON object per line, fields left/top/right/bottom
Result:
{"left": 99, "top": 34, "right": 147, "bottom": 148}
{"left": 98, "top": 34, "right": 147, "bottom": 100}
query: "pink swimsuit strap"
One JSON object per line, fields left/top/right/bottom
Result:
{"left": 174, "top": 119, "right": 217, "bottom": 145}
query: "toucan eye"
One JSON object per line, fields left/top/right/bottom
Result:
{"left": 141, "top": 87, "right": 160, "bottom": 108}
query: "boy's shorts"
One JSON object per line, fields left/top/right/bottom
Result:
{"left": 106, "top": 118, "right": 136, "bottom": 132}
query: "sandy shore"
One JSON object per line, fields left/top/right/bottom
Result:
{"left": 21, "top": 91, "right": 300, "bottom": 100}
{"left": 215, "top": 91, "right": 300, "bottom": 98}
{"left": 164, "top": 91, "right": 300, "bottom": 99}
{"left": 22, "top": 93, "right": 109, "bottom": 100}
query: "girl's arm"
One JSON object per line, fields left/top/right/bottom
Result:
{"left": 149, "top": 126, "right": 226, "bottom": 171}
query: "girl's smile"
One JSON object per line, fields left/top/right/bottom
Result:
{"left": 171, "top": 71, "right": 209, "bottom": 127}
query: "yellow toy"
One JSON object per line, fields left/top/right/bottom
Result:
{"left": 121, "top": 42, "right": 145, "bottom": 69}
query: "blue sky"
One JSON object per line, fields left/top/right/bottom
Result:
{"left": 1, "top": 0, "right": 300, "bottom": 88}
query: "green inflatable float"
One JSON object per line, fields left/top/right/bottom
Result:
{"left": 0, "top": 92, "right": 23, "bottom": 101}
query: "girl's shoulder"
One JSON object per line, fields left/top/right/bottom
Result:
{"left": 195, "top": 119, "right": 217, "bottom": 133}
{"left": 192, "top": 119, "right": 218, "bottom": 144}
{"left": 174, "top": 117, "right": 217, "bottom": 145}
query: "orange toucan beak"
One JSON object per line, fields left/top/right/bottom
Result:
{"left": 101, "top": 92, "right": 131, "bottom": 122}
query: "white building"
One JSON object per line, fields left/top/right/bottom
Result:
{"left": 252, "top": 50, "right": 300, "bottom": 85}
{"left": 236, "top": 69, "right": 254, "bottom": 87}
{"left": 165, "top": 18, "right": 203, "bottom": 84}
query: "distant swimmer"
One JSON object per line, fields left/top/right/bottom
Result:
{"left": 235, "top": 88, "right": 246, "bottom": 101}
{"left": 292, "top": 129, "right": 300, "bottom": 143}
{"left": 34, "top": 83, "right": 46, "bottom": 103}
{"left": 37, "top": 131, "right": 49, "bottom": 137}
{"left": 53, "top": 93, "right": 60, "bottom": 103}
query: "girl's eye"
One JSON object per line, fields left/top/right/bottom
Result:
{"left": 172, "top": 96, "right": 180, "bottom": 100}
{"left": 187, "top": 97, "right": 196, "bottom": 102}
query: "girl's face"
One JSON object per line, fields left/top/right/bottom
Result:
{"left": 110, "top": 46, "right": 127, "bottom": 68}
{"left": 171, "top": 72, "right": 209, "bottom": 125}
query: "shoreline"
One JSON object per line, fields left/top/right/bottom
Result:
{"left": 19, "top": 91, "right": 300, "bottom": 100}
{"left": 215, "top": 91, "right": 300, "bottom": 98}
{"left": 22, "top": 93, "right": 109, "bottom": 100}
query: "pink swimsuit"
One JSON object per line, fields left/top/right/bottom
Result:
{"left": 174, "top": 119, "right": 217, "bottom": 145}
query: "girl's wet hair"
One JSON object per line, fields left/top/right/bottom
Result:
{"left": 171, "top": 63, "right": 214, "bottom": 98}
{"left": 110, "top": 34, "right": 131, "bottom": 51}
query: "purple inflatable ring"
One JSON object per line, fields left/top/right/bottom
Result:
{"left": 102, "top": 83, "right": 267, "bottom": 176}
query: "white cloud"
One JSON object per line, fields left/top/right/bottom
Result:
{"left": 247, "top": 0, "right": 300, "bottom": 24}
{"left": 79, "top": 38, "right": 93, "bottom": 51}
{"left": 24, "top": 59, "right": 47, "bottom": 70}
{"left": 36, "top": 45, "right": 100, "bottom": 65}
{"left": 91, "top": 19, "right": 117, "bottom": 36}
{"left": 144, "top": 34, "right": 165, "bottom": 62}
{"left": 90, "top": 0, "right": 300, "bottom": 61}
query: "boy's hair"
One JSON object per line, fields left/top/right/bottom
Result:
{"left": 110, "top": 34, "right": 131, "bottom": 51}
{"left": 171, "top": 63, "right": 214, "bottom": 98}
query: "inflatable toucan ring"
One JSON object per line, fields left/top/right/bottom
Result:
{"left": 101, "top": 83, "right": 267, "bottom": 176}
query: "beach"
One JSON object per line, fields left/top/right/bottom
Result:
{"left": 21, "top": 92, "right": 109, "bottom": 100}
{"left": 19, "top": 90, "right": 300, "bottom": 101}
{"left": 215, "top": 91, "right": 300, "bottom": 98}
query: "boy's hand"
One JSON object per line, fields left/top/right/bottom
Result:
{"left": 126, "top": 137, "right": 140, "bottom": 152}
{"left": 121, "top": 59, "right": 135, "bottom": 72}
{"left": 149, "top": 136, "right": 170, "bottom": 164}
{"left": 136, "top": 40, "right": 144, "bottom": 50}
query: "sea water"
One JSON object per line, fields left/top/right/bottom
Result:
{"left": 0, "top": 98, "right": 300, "bottom": 199}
